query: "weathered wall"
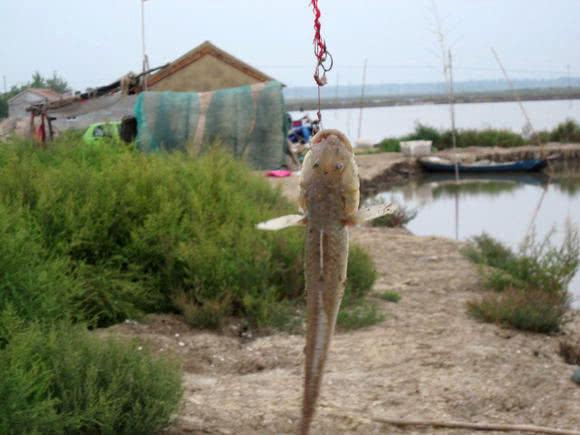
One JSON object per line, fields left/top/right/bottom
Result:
{"left": 1, "top": 95, "right": 137, "bottom": 137}
{"left": 8, "top": 92, "right": 44, "bottom": 118}
{"left": 150, "top": 55, "right": 261, "bottom": 92}
{"left": 51, "top": 95, "right": 137, "bottom": 132}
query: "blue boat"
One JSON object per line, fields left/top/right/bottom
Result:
{"left": 419, "top": 156, "right": 547, "bottom": 173}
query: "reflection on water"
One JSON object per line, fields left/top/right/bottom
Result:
{"left": 372, "top": 173, "right": 580, "bottom": 307}
{"left": 431, "top": 179, "right": 523, "bottom": 199}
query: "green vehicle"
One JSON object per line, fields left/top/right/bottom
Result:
{"left": 82, "top": 122, "right": 121, "bottom": 145}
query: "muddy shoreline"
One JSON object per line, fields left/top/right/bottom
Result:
{"left": 104, "top": 227, "right": 580, "bottom": 435}
{"left": 356, "top": 143, "right": 580, "bottom": 196}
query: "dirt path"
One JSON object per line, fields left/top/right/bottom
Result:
{"left": 103, "top": 226, "right": 579, "bottom": 435}
{"left": 102, "top": 151, "right": 580, "bottom": 434}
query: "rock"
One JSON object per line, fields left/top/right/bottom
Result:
{"left": 572, "top": 367, "right": 580, "bottom": 385}
{"left": 495, "top": 329, "right": 514, "bottom": 339}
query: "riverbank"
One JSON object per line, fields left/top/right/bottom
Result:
{"left": 352, "top": 143, "right": 580, "bottom": 195}
{"left": 100, "top": 150, "right": 580, "bottom": 434}
{"left": 104, "top": 230, "right": 580, "bottom": 435}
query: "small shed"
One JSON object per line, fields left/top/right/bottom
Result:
{"left": 8, "top": 88, "right": 62, "bottom": 118}
{"left": 147, "top": 41, "right": 276, "bottom": 92}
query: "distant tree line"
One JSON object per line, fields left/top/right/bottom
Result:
{"left": 0, "top": 72, "right": 70, "bottom": 119}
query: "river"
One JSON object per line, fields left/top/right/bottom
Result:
{"left": 292, "top": 99, "right": 580, "bottom": 144}
{"left": 372, "top": 172, "right": 580, "bottom": 308}
{"left": 292, "top": 99, "right": 580, "bottom": 306}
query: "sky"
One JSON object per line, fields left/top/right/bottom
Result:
{"left": 1, "top": 0, "right": 580, "bottom": 92}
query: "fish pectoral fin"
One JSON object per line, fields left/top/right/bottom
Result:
{"left": 354, "top": 202, "right": 398, "bottom": 224}
{"left": 256, "top": 214, "right": 306, "bottom": 231}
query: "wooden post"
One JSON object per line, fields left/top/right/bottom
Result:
{"left": 47, "top": 114, "right": 54, "bottom": 141}
{"left": 29, "top": 112, "right": 35, "bottom": 138}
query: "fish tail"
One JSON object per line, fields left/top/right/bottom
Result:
{"left": 300, "top": 227, "right": 348, "bottom": 434}
{"left": 300, "top": 283, "right": 337, "bottom": 434}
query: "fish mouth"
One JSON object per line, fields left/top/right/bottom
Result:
{"left": 311, "top": 129, "right": 353, "bottom": 152}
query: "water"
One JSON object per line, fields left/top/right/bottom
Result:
{"left": 292, "top": 99, "right": 580, "bottom": 144}
{"left": 373, "top": 173, "right": 580, "bottom": 307}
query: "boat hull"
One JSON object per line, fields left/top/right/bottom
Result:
{"left": 419, "top": 158, "right": 547, "bottom": 173}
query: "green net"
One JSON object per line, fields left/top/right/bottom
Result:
{"left": 134, "top": 81, "right": 285, "bottom": 169}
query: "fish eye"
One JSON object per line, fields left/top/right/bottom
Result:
{"left": 335, "top": 162, "right": 344, "bottom": 170}
{"left": 313, "top": 161, "right": 320, "bottom": 168}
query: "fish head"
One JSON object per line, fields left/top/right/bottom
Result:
{"left": 301, "top": 129, "right": 357, "bottom": 189}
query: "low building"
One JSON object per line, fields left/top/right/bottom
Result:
{"left": 147, "top": 41, "right": 275, "bottom": 92}
{"left": 7, "top": 41, "right": 284, "bottom": 161}
{"left": 8, "top": 88, "right": 62, "bottom": 118}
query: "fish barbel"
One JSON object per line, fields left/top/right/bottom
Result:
{"left": 258, "top": 129, "right": 396, "bottom": 434}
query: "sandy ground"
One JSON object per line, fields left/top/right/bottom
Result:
{"left": 101, "top": 150, "right": 580, "bottom": 434}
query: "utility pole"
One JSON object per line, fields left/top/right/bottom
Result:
{"left": 567, "top": 64, "right": 573, "bottom": 110}
{"left": 334, "top": 72, "right": 340, "bottom": 117}
{"left": 431, "top": 0, "right": 458, "bottom": 176}
{"left": 346, "top": 81, "right": 353, "bottom": 138}
{"left": 430, "top": 0, "right": 460, "bottom": 240}
{"left": 141, "top": 0, "right": 150, "bottom": 89}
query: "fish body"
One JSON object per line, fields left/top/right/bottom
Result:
{"left": 257, "top": 129, "right": 395, "bottom": 435}
{"left": 298, "top": 130, "right": 358, "bottom": 435}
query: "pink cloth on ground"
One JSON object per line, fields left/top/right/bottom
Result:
{"left": 266, "top": 170, "right": 292, "bottom": 177}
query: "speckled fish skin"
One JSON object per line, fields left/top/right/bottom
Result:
{"left": 299, "top": 129, "right": 359, "bottom": 435}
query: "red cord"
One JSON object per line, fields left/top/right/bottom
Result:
{"left": 311, "top": 0, "right": 327, "bottom": 124}
{"left": 311, "top": 0, "right": 327, "bottom": 63}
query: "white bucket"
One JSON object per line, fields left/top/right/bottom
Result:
{"left": 400, "top": 140, "right": 432, "bottom": 157}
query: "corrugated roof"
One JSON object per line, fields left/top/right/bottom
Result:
{"left": 8, "top": 88, "right": 62, "bottom": 103}
{"left": 147, "top": 41, "right": 278, "bottom": 88}
{"left": 29, "top": 88, "right": 62, "bottom": 100}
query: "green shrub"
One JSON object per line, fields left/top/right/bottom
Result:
{"left": 405, "top": 123, "right": 441, "bottom": 145}
{"left": 464, "top": 229, "right": 579, "bottom": 333}
{"left": 0, "top": 137, "right": 378, "bottom": 330}
{"left": 379, "top": 290, "right": 401, "bottom": 303}
{"left": 550, "top": 119, "right": 580, "bottom": 143}
{"left": 467, "top": 288, "right": 568, "bottom": 333}
{"left": 463, "top": 234, "right": 516, "bottom": 271}
{"left": 0, "top": 139, "right": 299, "bottom": 327}
{"left": 0, "top": 204, "right": 80, "bottom": 345}
{"left": 518, "top": 229, "right": 579, "bottom": 294}
{"left": 442, "top": 128, "right": 525, "bottom": 148}
{"left": 375, "top": 120, "right": 580, "bottom": 152}
{"left": 0, "top": 323, "right": 182, "bottom": 435}
{"left": 377, "top": 138, "right": 400, "bottom": 152}
{"left": 344, "top": 245, "right": 378, "bottom": 303}
{"left": 337, "top": 300, "right": 385, "bottom": 330}
{"left": 532, "top": 130, "right": 551, "bottom": 144}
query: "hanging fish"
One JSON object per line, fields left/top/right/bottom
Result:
{"left": 257, "top": 129, "right": 396, "bottom": 434}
